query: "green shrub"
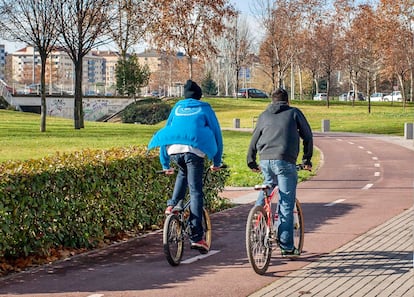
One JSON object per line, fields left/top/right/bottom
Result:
{"left": 122, "top": 99, "right": 171, "bottom": 124}
{"left": 0, "top": 146, "right": 229, "bottom": 259}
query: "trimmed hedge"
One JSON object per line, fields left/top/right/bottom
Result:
{"left": 0, "top": 146, "right": 229, "bottom": 259}
{"left": 122, "top": 99, "right": 171, "bottom": 124}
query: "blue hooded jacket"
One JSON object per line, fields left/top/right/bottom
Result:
{"left": 148, "top": 98, "right": 223, "bottom": 169}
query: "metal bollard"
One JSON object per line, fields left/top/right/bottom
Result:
{"left": 321, "top": 119, "right": 330, "bottom": 132}
{"left": 233, "top": 118, "right": 240, "bottom": 129}
{"left": 404, "top": 123, "right": 413, "bottom": 140}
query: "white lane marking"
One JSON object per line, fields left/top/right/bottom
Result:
{"left": 372, "top": 157, "right": 378, "bottom": 160}
{"left": 375, "top": 172, "right": 380, "bottom": 177}
{"left": 358, "top": 146, "right": 365, "bottom": 149}
{"left": 324, "top": 199, "right": 346, "bottom": 207}
{"left": 374, "top": 163, "right": 380, "bottom": 167}
{"left": 87, "top": 295, "right": 104, "bottom": 297}
{"left": 348, "top": 142, "right": 354, "bottom": 145}
{"left": 181, "top": 250, "right": 220, "bottom": 264}
{"left": 362, "top": 184, "right": 373, "bottom": 190}
{"left": 367, "top": 151, "right": 372, "bottom": 154}
{"left": 336, "top": 139, "right": 343, "bottom": 141}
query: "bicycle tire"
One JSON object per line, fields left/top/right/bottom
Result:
{"left": 201, "top": 207, "right": 212, "bottom": 254}
{"left": 246, "top": 205, "right": 272, "bottom": 275}
{"left": 293, "top": 199, "right": 304, "bottom": 253}
{"left": 163, "top": 214, "right": 184, "bottom": 266}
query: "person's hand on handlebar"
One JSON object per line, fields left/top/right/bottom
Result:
{"left": 248, "top": 161, "right": 261, "bottom": 173}
{"left": 163, "top": 168, "right": 175, "bottom": 175}
{"left": 301, "top": 160, "right": 312, "bottom": 171}
{"left": 303, "top": 164, "right": 312, "bottom": 171}
{"left": 210, "top": 164, "right": 227, "bottom": 172}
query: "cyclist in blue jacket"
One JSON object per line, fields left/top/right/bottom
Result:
{"left": 148, "top": 80, "right": 223, "bottom": 253}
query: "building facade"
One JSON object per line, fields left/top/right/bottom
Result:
{"left": 9, "top": 46, "right": 118, "bottom": 95}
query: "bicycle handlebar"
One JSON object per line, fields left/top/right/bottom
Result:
{"left": 296, "top": 164, "right": 312, "bottom": 171}
{"left": 156, "top": 164, "right": 228, "bottom": 175}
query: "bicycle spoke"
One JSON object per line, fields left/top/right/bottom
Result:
{"left": 246, "top": 206, "right": 272, "bottom": 275}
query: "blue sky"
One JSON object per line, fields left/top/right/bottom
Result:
{"left": 232, "top": 0, "right": 252, "bottom": 14}
{"left": 2, "top": 1, "right": 258, "bottom": 53}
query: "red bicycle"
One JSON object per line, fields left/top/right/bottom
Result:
{"left": 245, "top": 165, "right": 306, "bottom": 275}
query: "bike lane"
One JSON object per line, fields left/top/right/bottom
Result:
{"left": 0, "top": 132, "right": 412, "bottom": 297}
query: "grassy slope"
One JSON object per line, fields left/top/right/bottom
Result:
{"left": 1, "top": 99, "right": 412, "bottom": 186}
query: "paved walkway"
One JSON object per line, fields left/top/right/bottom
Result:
{"left": 249, "top": 207, "right": 413, "bottom": 297}
{"left": 226, "top": 134, "right": 414, "bottom": 297}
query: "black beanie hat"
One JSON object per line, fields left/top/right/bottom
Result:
{"left": 184, "top": 79, "right": 202, "bottom": 99}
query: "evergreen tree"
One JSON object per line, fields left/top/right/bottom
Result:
{"left": 116, "top": 54, "right": 150, "bottom": 98}
{"left": 201, "top": 72, "right": 218, "bottom": 96}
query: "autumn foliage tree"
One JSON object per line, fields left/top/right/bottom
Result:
{"left": 147, "top": 0, "right": 236, "bottom": 79}
{"left": 378, "top": 0, "right": 413, "bottom": 104}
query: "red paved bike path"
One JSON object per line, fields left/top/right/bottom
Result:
{"left": 0, "top": 132, "right": 412, "bottom": 297}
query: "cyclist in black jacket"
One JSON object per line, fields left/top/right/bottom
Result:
{"left": 247, "top": 87, "right": 313, "bottom": 256}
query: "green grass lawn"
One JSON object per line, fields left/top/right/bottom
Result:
{"left": 1, "top": 98, "right": 412, "bottom": 186}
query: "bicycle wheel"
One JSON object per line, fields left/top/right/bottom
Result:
{"left": 201, "top": 208, "right": 212, "bottom": 254}
{"left": 163, "top": 214, "right": 184, "bottom": 266}
{"left": 293, "top": 199, "right": 304, "bottom": 253}
{"left": 246, "top": 205, "right": 272, "bottom": 275}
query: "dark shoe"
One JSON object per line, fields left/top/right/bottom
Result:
{"left": 281, "top": 247, "right": 300, "bottom": 258}
{"left": 191, "top": 239, "right": 209, "bottom": 253}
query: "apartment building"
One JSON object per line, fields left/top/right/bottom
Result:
{"left": 137, "top": 49, "right": 190, "bottom": 96}
{"left": 9, "top": 46, "right": 118, "bottom": 95}
{"left": 6, "top": 46, "right": 195, "bottom": 97}
{"left": 0, "top": 44, "right": 5, "bottom": 81}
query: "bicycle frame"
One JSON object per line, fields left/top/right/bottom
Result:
{"left": 254, "top": 185, "right": 278, "bottom": 245}
{"left": 256, "top": 184, "right": 300, "bottom": 243}
{"left": 246, "top": 165, "right": 306, "bottom": 274}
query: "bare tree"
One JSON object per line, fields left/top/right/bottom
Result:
{"left": 108, "top": 0, "right": 147, "bottom": 60}
{"left": 254, "top": 0, "right": 303, "bottom": 90}
{"left": 56, "top": 0, "right": 113, "bottom": 129}
{"left": 0, "top": 0, "right": 59, "bottom": 132}
{"left": 228, "top": 16, "right": 254, "bottom": 98}
{"left": 148, "top": 0, "right": 236, "bottom": 79}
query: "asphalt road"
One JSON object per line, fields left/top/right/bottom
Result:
{"left": 0, "top": 132, "right": 413, "bottom": 297}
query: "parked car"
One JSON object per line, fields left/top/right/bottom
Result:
{"left": 347, "top": 91, "right": 365, "bottom": 101}
{"left": 370, "top": 92, "right": 385, "bottom": 102}
{"left": 339, "top": 93, "right": 348, "bottom": 101}
{"left": 383, "top": 91, "right": 402, "bottom": 102}
{"left": 313, "top": 93, "right": 327, "bottom": 100}
{"left": 237, "top": 88, "right": 268, "bottom": 98}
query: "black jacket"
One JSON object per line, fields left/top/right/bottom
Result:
{"left": 247, "top": 102, "right": 313, "bottom": 169}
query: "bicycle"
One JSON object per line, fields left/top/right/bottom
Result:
{"left": 245, "top": 164, "right": 306, "bottom": 275}
{"left": 159, "top": 165, "right": 226, "bottom": 266}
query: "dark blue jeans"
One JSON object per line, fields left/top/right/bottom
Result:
{"left": 168, "top": 153, "right": 205, "bottom": 242}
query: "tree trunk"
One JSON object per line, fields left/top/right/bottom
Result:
{"left": 410, "top": 68, "right": 413, "bottom": 102}
{"left": 74, "top": 59, "right": 83, "bottom": 129}
{"left": 298, "top": 66, "right": 303, "bottom": 100}
{"left": 398, "top": 73, "right": 406, "bottom": 110}
{"left": 40, "top": 55, "right": 47, "bottom": 132}
{"left": 367, "top": 70, "right": 371, "bottom": 114}
{"left": 188, "top": 56, "right": 193, "bottom": 79}
{"left": 326, "top": 71, "right": 330, "bottom": 108}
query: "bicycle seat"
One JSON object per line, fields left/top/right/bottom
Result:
{"left": 254, "top": 184, "right": 272, "bottom": 191}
